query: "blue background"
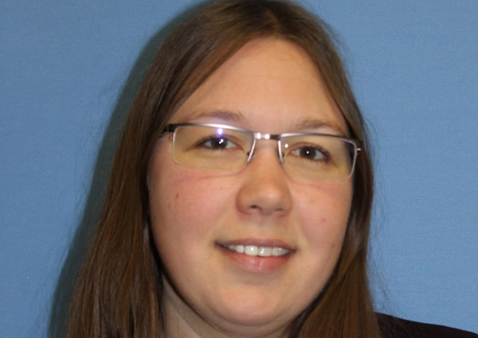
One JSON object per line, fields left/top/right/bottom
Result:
{"left": 1, "top": 1, "right": 477, "bottom": 336}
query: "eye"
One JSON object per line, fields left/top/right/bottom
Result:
{"left": 198, "top": 137, "right": 238, "bottom": 150}
{"left": 290, "top": 146, "right": 330, "bottom": 162}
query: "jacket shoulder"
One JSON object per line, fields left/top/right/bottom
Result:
{"left": 377, "top": 313, "right": 478, "bottom": 338}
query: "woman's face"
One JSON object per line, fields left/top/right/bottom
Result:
{"left": 148, "top": 38, "right": 353, "bottom": 337}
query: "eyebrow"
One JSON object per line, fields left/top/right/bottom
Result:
{"left": 295, "top": 118, "right": 346, "bottom": 136}
{"left": 181, "top": 110, "right": 346, "bottom": 136}
{"left": 181, "top": 110, "right": 245, "bottom": 123}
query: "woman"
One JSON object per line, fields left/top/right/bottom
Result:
{"left": 67, "top": 0, "right": 477, "bottom": 337}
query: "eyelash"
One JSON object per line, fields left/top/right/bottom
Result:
{"left": 196, "top": 136, "right": 240, "bottom": 151}
{"left": 289, "top": 145, "right": 332, "bottom": 163}
{"left": 191, "top": 134, "right": 336, "bottom": 166}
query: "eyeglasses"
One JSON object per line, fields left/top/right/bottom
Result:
{"left": 162, "top": 123, "right": 361, "bottom": 180}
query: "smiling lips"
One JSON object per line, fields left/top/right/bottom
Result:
{"left": 224, "top": 244, "right": 290, "bottom": 257}
{"left": 217, "top": 239, "right": 295, "bottom": 273}
{"left": 219, "top": 242, "right": 294, "bottom": 274}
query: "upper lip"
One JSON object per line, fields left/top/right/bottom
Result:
{"left": 217, "top": 238, "right": 295, "bottom": 251}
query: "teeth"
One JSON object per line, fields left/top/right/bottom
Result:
{"left": 272, "top": 247, "right": 288, "bottom": 256}
{"left": 245, "top": 245, "right": 258, "bottom": 256}
{"left": 225, "top": 245, "right": 290, "bottom": 257}
{"left": 258, "top": 247, "right": 272, "bottom": 257}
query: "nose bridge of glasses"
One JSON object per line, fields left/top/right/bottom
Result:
{"left": 247, "top": 133, "right": 283, "bottom": 163}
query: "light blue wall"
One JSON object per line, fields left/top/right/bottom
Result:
{"left": 1, "top": 1, "right": 477, "bottom": 336}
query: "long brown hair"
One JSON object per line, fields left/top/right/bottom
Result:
{"left": 67, "top": 0, "right": 377, "bottom": 337}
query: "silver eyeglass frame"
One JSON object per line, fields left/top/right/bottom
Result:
{"left": 162, "top": 123, "right": 362, "bottom": 179}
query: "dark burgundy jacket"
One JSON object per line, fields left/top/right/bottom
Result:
{"left": 377, "top": 314, "right": 478, "bottom": 338}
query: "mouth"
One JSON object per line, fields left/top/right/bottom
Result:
{"left": 217, "top": 240, "right": 294, "bottom": 274}
{"left": 217, "top": 241, "right": 294, "bottom": 274}
{"left": 222, "top": 244, "right": 291, "bottom": 257}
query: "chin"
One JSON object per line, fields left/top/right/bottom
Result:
{"left": 211, "top": 312, "right": 291, "bottom": 338}
{"left": 210, "top": 295, "right": 297, "bottom": 333}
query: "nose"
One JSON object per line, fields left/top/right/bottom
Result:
{"left": 236, "top": 145, "right": 292, "bottom": 217}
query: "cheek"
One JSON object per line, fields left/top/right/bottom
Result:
{"left": 148, "top": 149, "right": 235, "bottom": 251}
{"left": 148, "top": 169, "right": 210, "bottom": 278}
{"left": 148, "top": 161, "right": 240, "bottom": 294}
{"left": 294, "top": 181, "right": 352, "bottom": 251}
{"left": 154, "top": 172, "right": 232, "bottom": 225}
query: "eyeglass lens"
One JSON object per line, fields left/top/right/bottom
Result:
{"left": 171, "top": 125, "right": 356, "bottom": 179}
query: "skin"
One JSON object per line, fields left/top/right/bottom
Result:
{"left": 148, "top": 38, "right": 353, "bottom": 338}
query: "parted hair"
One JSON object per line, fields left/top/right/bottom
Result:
{"left": 67, "top": 0, "right": 378, "bottom": 337}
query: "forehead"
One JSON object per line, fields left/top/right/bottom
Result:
{"left": 171, "top": 38, "right": 347, "bottom": 136}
